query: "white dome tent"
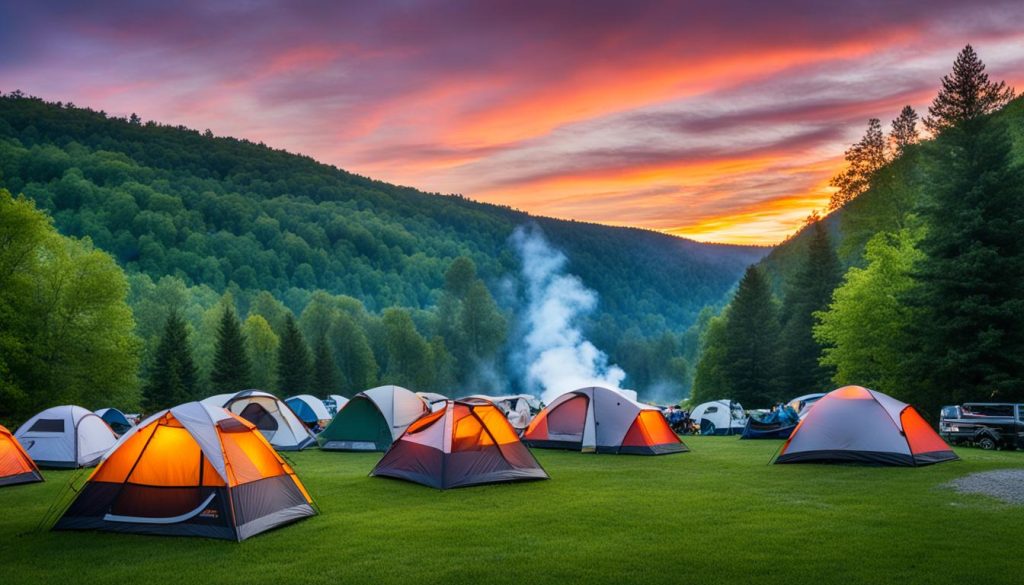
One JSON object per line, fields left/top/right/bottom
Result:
{"left": 207, "top": 390, "right": 317, "bottom": 451}
{"left": 690, "top": 400, "right": 747, "bottom": 436}
{"left": 15, "top": 405, "right": 118, "bottom": 468}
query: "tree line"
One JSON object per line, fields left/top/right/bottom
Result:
{"left": 692, "top": 45, "right": 1023, "bottom": 418}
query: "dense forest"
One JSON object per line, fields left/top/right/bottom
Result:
{"left": 0, "top": 90, "right": 765, "bottom": 423}
{"left": 692, "top": 45, "right": 1024, "bottom": 419}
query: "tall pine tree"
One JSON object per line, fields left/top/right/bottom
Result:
{"left": 721, "top": 266, "right": 781, "bottom": 406}
{"left": 312, "top": 333, "right": 340, "bottom": 393}
{"left": 924, "top": 44, "right": 1015, "bottom": 134}
{"left": 277, "top": 313, "right": 312, "bottom": 395}
{"left": 829, "top": 118, "right": 888, "bottom": 210}
{"left": 144, "top": 311, "right": 198, "bottom": 411}
{"left": 889, "top": 105, "right": 920, "bottom": 157}
{"left": 779, "top": 220, "right": 842, "bottom": 396}
{"left": 903, "top": 114, "right": 1024, "bottom": 416}
{"left": 210, "top": 304, "right": 251, "bottom": 393}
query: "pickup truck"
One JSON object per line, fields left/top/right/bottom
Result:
{"left": 939, "top": 403, "right": 1024, "bottom": 450}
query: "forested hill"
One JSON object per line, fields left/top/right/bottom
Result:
{"left": 0, "top": 92, "right": 764, "bottom": 331}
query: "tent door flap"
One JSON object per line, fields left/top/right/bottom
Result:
{"left": 103, "top": 493, "right": 216, "bottom": 525}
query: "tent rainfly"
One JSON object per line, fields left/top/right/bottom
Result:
{"left": 284, "top": 395, "right": 332, "bottom": 428}
{"left": 0, "top": 425, "right": 43, "bottom": 487}
{"left": 775, "top": 385, "right": 959, "bottom": 466}
{"left": 15, "top": 405, "right": 117, "bottom": 468}
{"left": 94, "top": 408, "right": 135, "bottom": 436}
{"left": 371, "top": 398, "right": 549, "bottom": 489}
{"left": 319, "top": 385, "right": 429, "bottom": 451}
{"left": 211, "top": 390, "right": 317, "bottom": 451}
{"left": 524, "top": 387, "right": 688, "bottom": 455}
{"left": 54, "top": 402, "right": 316, "bottom": 540}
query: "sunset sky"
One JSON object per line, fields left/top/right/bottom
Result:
{"left": 2, "top": 1, "right": 1023, "bottom": 244}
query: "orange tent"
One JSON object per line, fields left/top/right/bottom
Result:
{"left": 371, "top": 399, "right": 549, "bottom": 489}
{"left": 54, "top": 401, "right": 316, "bottom": 540}
{"left": 0, "top": 425, "right": 43, "bottom": 487}
{"left": 776, "top": 385, "right": 958, "bottom": 466}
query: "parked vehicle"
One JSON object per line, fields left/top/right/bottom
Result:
{"left": 939, "top": 402, "right": 1024, "bottom": 450}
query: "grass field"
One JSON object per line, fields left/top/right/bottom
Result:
{"left": 2, "top": 437, "right": 1022, "bottom": 585}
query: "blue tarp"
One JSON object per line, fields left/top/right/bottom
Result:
{"left": 740, "top": 405, "right": 799, "bottom": 440}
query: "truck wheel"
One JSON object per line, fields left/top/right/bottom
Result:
{"left": 977, "top": 436, "right": 997, "bottom": 450}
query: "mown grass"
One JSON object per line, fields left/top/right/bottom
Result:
{"left": 2, "top": 437, "right": 1022, "bottom": 585}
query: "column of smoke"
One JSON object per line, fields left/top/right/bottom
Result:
{"left": 510, "top": 225, "right": 626, "bottom": 404}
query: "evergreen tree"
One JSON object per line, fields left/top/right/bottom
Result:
{"left": 243, "top": 314, "right": 279, "bottom": 392}
{"left": 924, "top": 44, "right": 1015, "bottom": 134}
{"left": 691, "top": 313, "right": 729, "bottom": 405}
{"left": 889, "top": 105, "right": 920, "bottom": 157}
{"left": 210, "top": 304, "right": 251, "bottom": 393}
{"left": 829, "top": 118, "right": 888, "bottom": 210}
{"left": 458, "top": 281, "right": 507, "bottom": 365}
{"left": 329, "top": 312, "right": 378, "bottom": 395}
{"left": 778, "top": 220, "right": 842, "bottom": 395}
{"left": 902, "top": 115, "right": 1024, "bottom": 416}
{"left": 721, "top": 266, "right": 781, "bottom": 406}
{"left": 381, "top": 308, "right": 433, "bottom": 389}
{"left": 312, "top": 333, "right": 340, "bottom": 393}
{"left": 277, "top": 313, "right": 312, "bottom": 395}
{"left": 144, "top": 311, "right": 198, "bottom": 411}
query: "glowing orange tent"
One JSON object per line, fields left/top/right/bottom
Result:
{"left": 0, "top": 425, "right": 43, "bottom": 487}
{"left": 524, "top": 387, "right": 687, "bottom": 455}
{"left": 775, "top": 385, "right": 958, "bottom": 466}
{"left": 371, "top": 399, "right": 549, "bottom": 489}
{"left": 54, "top": 401, "right": 316, "bottom": 540}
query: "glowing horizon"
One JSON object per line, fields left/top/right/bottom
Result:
{"left": 2, "top": 1, "right": 1023, "bottom": 245}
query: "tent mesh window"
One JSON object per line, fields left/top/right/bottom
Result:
{"left": 28, "top": 419, "right": 65, "bottom": 433}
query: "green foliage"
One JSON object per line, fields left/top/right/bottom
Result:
{"left": 901, "top": 115, "right": 1024, "bottom": 416}
{"left": 242, "top": 314, "right": 279, "bottom": 392}
{"left": 690, "top": 313, "right": 730, "bottom": 406}
{"left": 210, "top": 304, "right": 251, "bottom": 393}
{"left": 778, "top": 221, "right": 842, "bottom": 395}
{"left": 329, "top": 312, "right": 379, "bottom": 396}
{"left": 814, "top": 229, "right": 922, "bottom": 395}
{"left": 312, "top": 333, "right": 341, "bottom": 394}
{"left": 143, "top": 311, "right": 198, "bottom": 411}
{"left": 277, "top": 314, "right": 312, "bottom": 395}
{"left": 381, "top": 308, "right": 434, "bottom": 390}
{"left": 0, "top": 189, "right": 140, "bottom": 422}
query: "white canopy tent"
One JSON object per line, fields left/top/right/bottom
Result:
{"left": 15, "top": 405, "right": 117, "bottom": 468}
{"left": 690, "top": 400, "right": 747, "bottom": 435}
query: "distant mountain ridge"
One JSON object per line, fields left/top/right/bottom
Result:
{"left": 0, "top": 92, "right": 766, "bottom": 333}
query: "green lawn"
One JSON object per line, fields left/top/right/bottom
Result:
{"left": 2, "top": 437, "right": 1022, "bottom": 585}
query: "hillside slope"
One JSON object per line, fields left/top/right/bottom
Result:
{"left": 0, "top": 93, "right": 765, "bottom": 333}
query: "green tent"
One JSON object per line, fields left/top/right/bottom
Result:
{"left": 319, "top": 385, "right": 429, "bottom": 451}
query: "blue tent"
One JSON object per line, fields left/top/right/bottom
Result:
{"left": 285, "top": 395, "right": 331, "bottom": 429}
{"left": 94, "top": 408, "right": 134, "bottom": 436}
{"left": 740, "top": 405, "right": 799, "bottom": 440}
